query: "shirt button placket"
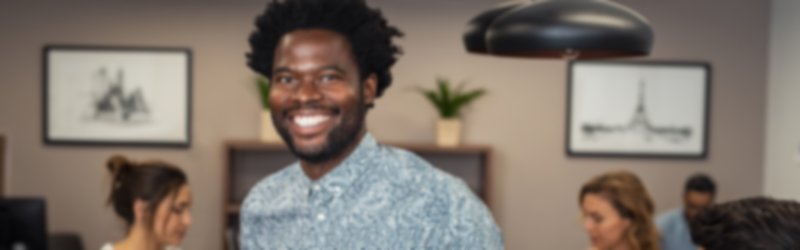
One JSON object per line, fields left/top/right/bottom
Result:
{"left": 311, "top": 183, "right": 327, "bottom": 246}
{"left": 316, "top": 211, "right": 327, "bottom": 245}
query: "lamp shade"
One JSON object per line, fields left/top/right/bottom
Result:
{"left": 463, "top": 1, "right": 526, "bottom": 54}
{"left": 468, "top": 0, "right": 654, "bottom": 59}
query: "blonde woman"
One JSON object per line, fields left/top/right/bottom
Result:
{"left": 579, "top": 170, "right": 660, "bottom": 250}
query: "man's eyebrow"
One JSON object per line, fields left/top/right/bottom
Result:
{"left": 272, "top": 65, "right": 345, "bottom": 74}
{"left": 319, "top": 65, "right": 345, "bottom": 73}
{"left": 273, "top": 67, "right": 291, "bottom": 74}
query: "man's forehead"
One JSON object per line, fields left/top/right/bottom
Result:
{"left": 279, "top": 29, "right": 350, "bottom": 52}
{"left": 273, "top": 29, "right": 357, "bottom": 73}
{"left": 686, "top": 191, "right": 713, "bottom": 201}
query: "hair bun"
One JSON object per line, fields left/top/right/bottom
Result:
{"left": 107, "top": 155, "right": 133, "bottom": 179}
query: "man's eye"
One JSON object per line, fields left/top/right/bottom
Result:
{"left": 277, "top": 76, "right": 294, "bottom": 83}
{"left": 320, "top": 74, "right": 338, "bottom": 82}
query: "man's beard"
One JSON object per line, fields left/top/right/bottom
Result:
{"left": 275, "top": 98, "right": 366, "bottom": 163}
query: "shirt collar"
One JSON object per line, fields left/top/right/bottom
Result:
{"left": 306, "top": 132, "right": 380, "bottom": 193}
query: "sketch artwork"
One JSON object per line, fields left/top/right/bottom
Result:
{"left": 45, "top": 46, "right": 191, "bottom": 146}
{"left": 89, "top": 67, "right": 151, "bottom": 124}
{"left": 568, "top": 61, "right": 710, "bottom": 157}
{"left": 582, "top": 81, "right": 692, "bottom": 143}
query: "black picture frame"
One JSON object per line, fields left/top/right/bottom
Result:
{"left": 566, "top": 60, "right": 711, "bottom": 158}
{"left": 43, "top": 45, "right": 192, "bottom": 148}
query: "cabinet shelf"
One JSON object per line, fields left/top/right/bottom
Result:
{"left": 225, "top": 204, "right": 241, "bottom": 214}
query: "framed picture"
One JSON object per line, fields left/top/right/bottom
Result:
{"left": 43, "top": 45, "right": 192, "bottom": 147}
{"left": 567, "top": 61, "right": 711, "bottom": 158}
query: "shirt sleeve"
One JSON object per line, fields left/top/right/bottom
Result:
{"left": 434, "top": 180, "right": 504, "bottom": 250}
{"left": 456, "top": 197, "right": 504, "bottom": 249}
{"left": 239, "top": 188, "right": 261, "bottom": 250}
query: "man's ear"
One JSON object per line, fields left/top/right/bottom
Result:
{"left": 133, "top": 199, "right": 150, "bottom": 222}
{"left": 363, "top": 73, "right": 378, "bottom": 108}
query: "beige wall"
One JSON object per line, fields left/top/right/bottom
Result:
{"left": 764, "top": 0, "right": 800, "bottom": 200}
{"left": 0, "top": 0, "right": 769, "bottom": 249}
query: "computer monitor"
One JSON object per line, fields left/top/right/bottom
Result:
{"left": 0, "top": 198, "right": 47, "bottom": 250}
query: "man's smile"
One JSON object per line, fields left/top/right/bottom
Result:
{"left": 293, "top": 115, "right": 331, "bottom": 128}
{"left": 286, "top": 108, "right": 338, "bottom": 137}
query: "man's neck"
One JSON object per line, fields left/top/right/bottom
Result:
{"left": 300, "top": 130, "right": 366, "bottom": 181}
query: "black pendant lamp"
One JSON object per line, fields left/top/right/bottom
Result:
{"left": 463, "top": 1, "right": 525, "bottom": 54}
{"left": 464, "top": 0, "right": 654, "bottom": 59}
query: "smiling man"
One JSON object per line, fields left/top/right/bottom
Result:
{"left": 239, "top": 0, "right": 503, "bottom": 249}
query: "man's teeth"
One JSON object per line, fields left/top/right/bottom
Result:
{"left": 293, "top": 115, "right": 330, "bottom": 127}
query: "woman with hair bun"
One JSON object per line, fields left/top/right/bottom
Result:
{"left": 579, "top": 170, "right": 661, "bottom": 250}
{"left": 102, "top": 155, "right": 192, "bottom": 250}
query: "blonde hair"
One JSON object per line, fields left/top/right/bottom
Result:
{"left": 580, "top": 170, "right": 661, "bottom": 250}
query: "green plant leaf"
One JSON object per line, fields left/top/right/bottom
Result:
{"left": 438, "top": 78, "right": 456, "bottom": 117}
{"left": 437, "top": 78, "right": 451, "bottom": 102}
{"left": 451, "top": 89, "right": 486, "bottom": 112}
{"left": 453, "top": 80, "right": 469, "bottom": 96}
{"left": 416, "top": 87, "right": 440, "bottom": 104}
{"left": 416, "top": 87, "right": 446, "bottom": 117}
{"left": 255, "top": 76, "right": 271, "bottom": 110}
{"left": 417, "top": 77, "right": 485, "bottom": 118}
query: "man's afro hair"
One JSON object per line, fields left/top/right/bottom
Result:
{"left": 247, "top": 0, "right": 403, "bottom": 97}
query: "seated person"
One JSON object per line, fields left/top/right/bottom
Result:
{"left": 657, "top": 174, "right": 716, "bottom": 250}
{"left": 579, "top": 170, "right": 661, "bottom": 250}
{"left": 101, "top": 155, "right": 192, "bottom": 250}
{"left": 690, "top": 197, "right": 800, "bottom": 250}
{"left": 239, "top": 0, "right": 502, "bottom": 248}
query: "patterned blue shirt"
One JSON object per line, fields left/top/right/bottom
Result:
{"left": 240, "top": 133, "right": 503, "bottom": 249}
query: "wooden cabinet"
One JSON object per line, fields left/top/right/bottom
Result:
{"left": 221, "top": 140, "right": 493, "bottom": 249}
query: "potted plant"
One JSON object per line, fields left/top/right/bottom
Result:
{"left": 418, "top": 78, "right": 486, "bottom": 147}
{"left": 256, "top": 76, "right": 281, "bottom": 142}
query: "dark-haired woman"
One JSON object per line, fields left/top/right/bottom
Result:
{"left": 579, "top": 170, "right": 661, "bottom": 250}
{"left": 102, "top": 155, "right": 192, "bottom": 250}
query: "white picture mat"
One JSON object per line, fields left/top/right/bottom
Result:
{"left": 47, "top": 49, "right": 189, "bottom": 143}
{"left": 569, "top": 62, "right": 708, "bottom": 156}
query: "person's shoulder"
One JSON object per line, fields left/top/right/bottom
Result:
{"left": 99, "top": 243, "right": 114, "bottom": 250}
{"left": 253, "top": 162, "right": 300, "bottom": 188}
{"left": 241, "top": 162, "right": 301, "bottom": 209}
{"left": 656, "top": 207, "right": 684, "bottom": 228}
{"left": 377, "top": 145, "right": 502, "bottom": 247}
{"left": 377, "top": 145, "right": 464, "bottom": 185}
{"left": 377, "top": 145, "right": 481, "bottom": 204}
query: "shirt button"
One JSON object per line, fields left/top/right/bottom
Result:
{"left": 317, "top": 213, "right": 326, "bottom": 221}
{"left": 313, "top": 184, "right": 321, "bottom": 191}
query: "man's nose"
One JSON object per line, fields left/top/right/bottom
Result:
{"left": 292, "top": 78, "right": 323, "bottom": 103}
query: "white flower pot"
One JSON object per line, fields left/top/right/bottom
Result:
{"left": 436, "top": 118, "right": 462, "bottom": 147}
{"left": 260, "top": 111, "right": 281, "bottom": 143}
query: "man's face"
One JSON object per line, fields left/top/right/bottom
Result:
{"left": 684, "top": 191, "right": 713, "bottom": 219}
{"left": 269, "top": 29, "right": 376, "bottom": 162}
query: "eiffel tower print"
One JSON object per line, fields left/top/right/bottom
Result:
{"left": 582, "top": 80, "right": 692, "bottom": 143}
